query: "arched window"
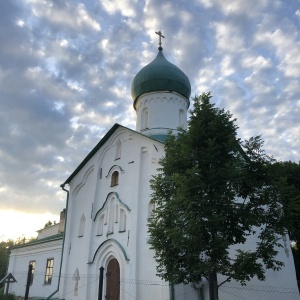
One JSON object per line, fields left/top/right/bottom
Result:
{"left": 142, "top": 108, "right": 149, "bottom": 129}
{"left": 179, "top": 109, "right": 185, "bottom": 127}
{"left": 111, "top": 171, "right": 119, "bottom": 187}
{"left": 115, "top": 204, "right": 119, "bottom": 223}
{"left": 119, "top": 209, "right": 126, "bottom": 232}
{"left": 148, "top": 202, "right": 155, "bottom": 219}
{"left": 78, "top": 214, "right": 85, "bottom": 237}
{"left": 97, "top": 214, "right": 105, "bottom": 236}
{"left": 104, "top": 206, "right": 108, "bottom": 225}
{"left": 108, "top": 198, "right": 115, "bottom": 234}
{"left": 115, "top": 140, "right": 121, "bottom": 160}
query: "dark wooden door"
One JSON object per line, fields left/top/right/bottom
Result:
{"left": 106, "top": 258, "right": 120, "bottom": 300}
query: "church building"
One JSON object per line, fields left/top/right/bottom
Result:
{"left": 5, "top": 33, "right": 300, "bottom": 300}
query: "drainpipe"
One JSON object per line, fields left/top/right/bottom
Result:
{"left": 45, "top": 184, "right": 69, "bottom": 300}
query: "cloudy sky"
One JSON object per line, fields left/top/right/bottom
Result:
{"left": 0, "top": 0, "right": 299, "bottom": 241}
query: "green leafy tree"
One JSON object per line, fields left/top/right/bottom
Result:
{"left": 43, "top": 220, "right": 56, "bottom": 228}
{"left": 148, "top": 92, "right": 286, "bottom": 300}
{"left": 14, "top": 236, "right": 36, "bottom": 245}
{"left": 269, "top": 161, "right": 300, "bottom": 284}
{"left": 0, "top": 240, "right": 14, "bottom": 288}
{"left": 0, "top": 236, "right": 36, "bottom": 289}
{"left": 271, "top": 161, "right": 300, "bottom": 245}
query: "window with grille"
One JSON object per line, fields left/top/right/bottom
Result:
{"left": 44, "top": 258, "right": 54, "bottom": 285}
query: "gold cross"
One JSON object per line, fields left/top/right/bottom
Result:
{"left": 155, "top": 30, "right": 165, "bottom": 49}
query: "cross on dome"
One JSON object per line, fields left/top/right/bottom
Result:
{"left": 155, "top": 30, "right": 165, "bottom": 50}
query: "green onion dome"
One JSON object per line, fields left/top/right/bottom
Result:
{"left": 131, "top": 49, "right": 191, "bottom": 109}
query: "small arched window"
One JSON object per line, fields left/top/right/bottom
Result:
{"left": 108, "top": 198, "right": 115, "bottom": 234}
{"left": 115, "top": 140, "right": 121, "bottom": 160}
{"left": 111, "top": 171, "right": 119, "bottom": 186}
{"left": 115, "top": 204, "right": 119, "bottom": 223}
{"left": 142, "top": 108, "right": 149, "bottom": 129}
{"left": 179, "top": 109, "right": 185, "bottom": 127}
{"left": 78, "top": 214, "right": 86, "bottom": 237}
{"left": 97, "top": 214, "right": 105, "bottom": 236}
{"left": 148, "top": 202, "right": 155, "bottom": 219}
{"left": 119, "top": 209, "right": 126, "bottom": 232}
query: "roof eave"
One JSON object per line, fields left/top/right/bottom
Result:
{"left": 63, "top": 123, "right": 121, "bottom": 185}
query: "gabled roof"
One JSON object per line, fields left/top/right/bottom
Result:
{"left": 62, "top": 124, "right": 163, "bottom": 186}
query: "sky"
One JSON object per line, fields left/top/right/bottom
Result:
{"left": 0, "top": 0, "right": 299, "bottom": 241}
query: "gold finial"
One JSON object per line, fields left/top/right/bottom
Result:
{"left": 155, "top": 30, "right": 165, "bottom": 50}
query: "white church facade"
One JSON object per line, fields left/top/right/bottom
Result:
{"left": 5, "top": 37, "right": 300, "bottom": 300}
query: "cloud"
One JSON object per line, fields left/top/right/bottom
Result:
{"left": 0, "top": 0, "right": 299, "bottom": 239}
{"left": 27, "top": 0, "right": 101, "bottom": 32}
{"left": 100, "top": 0, "right": 137, "bottom": 17}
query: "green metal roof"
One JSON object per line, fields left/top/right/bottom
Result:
{"left": 10, "top": 234, "right": 63, "bottom": 249}
{"left": 131, "top": 50, "right": 191, "bottom": 108}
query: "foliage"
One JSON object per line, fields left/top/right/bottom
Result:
{"left": 270, "top": 161, "right": 300, "bottom": 283}
{"left": 270, "top": 161, "right": 300, "bottom": 245}
{"left": 0, "top": 289, "right": 17, "bottom": 300}
{"left": 0, "top": 240, "right": 14, "bottom": 289}
{"left": 0, "top": 236, "right": 36, "bottom": 288}
{"left": 148, "top": 92, "right": 287, "bottom": 300}
{"left": 43, "top": 220, "right": 57, "bottom": 228}
{"left": 291, "top": 245, "right": 300, "bottom": 290}
{"left": 13, "top": 236, "right": 36, "bottom": 245}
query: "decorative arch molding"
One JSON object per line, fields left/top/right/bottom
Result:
{"left": 96, "top": 130, "right": 130, "bottom": 166}
{"left": 105, "top": 165, "right": 125, "bottom": 178}
{"left": 136, "top": 92, "right": 189, "bottom": 111}
{"left": 88, "top": 238, "right": 130, "bottom": 264}
{"left": 94, "top": 192, "right": 131, "bottom": 221}
{"left": 72, "top": 165, "right": 95, "bottom": 198}
{"left": 115, "top": 139, "right": 122, "bottom": 160}
{"left": 110, "top": 131, "right": 127, "bottom": 148}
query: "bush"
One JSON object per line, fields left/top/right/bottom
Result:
{"left": 0, "top": 290, "right": 17, "bottom": 300}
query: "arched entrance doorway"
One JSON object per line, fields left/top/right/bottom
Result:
{"left": 106, "top": 258, "right": 120, "bottom": 300}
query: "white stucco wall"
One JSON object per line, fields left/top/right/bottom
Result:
{"left": 59, "top": 126, "right": 167, "bottom": 300}
{"left": 135, "top": 91, "right": 189, "bottom": 137}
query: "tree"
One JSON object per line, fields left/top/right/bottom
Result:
{"left": 269, "top": 161, "right": 300, "bottom": 284}
{"left": 270, "top": 161, "right": 300, "bottom": 246}
{"left": 0, "top": 240, "right": 14, "bottom": 288}
{"left": 43, "top": 220, "right": 56, "bottom": 228}
{"left": 0, "top": 237, "right": 36, "bottom": 288}
{"left": 148, "top": 92, "right": 286, "bottom": 300}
